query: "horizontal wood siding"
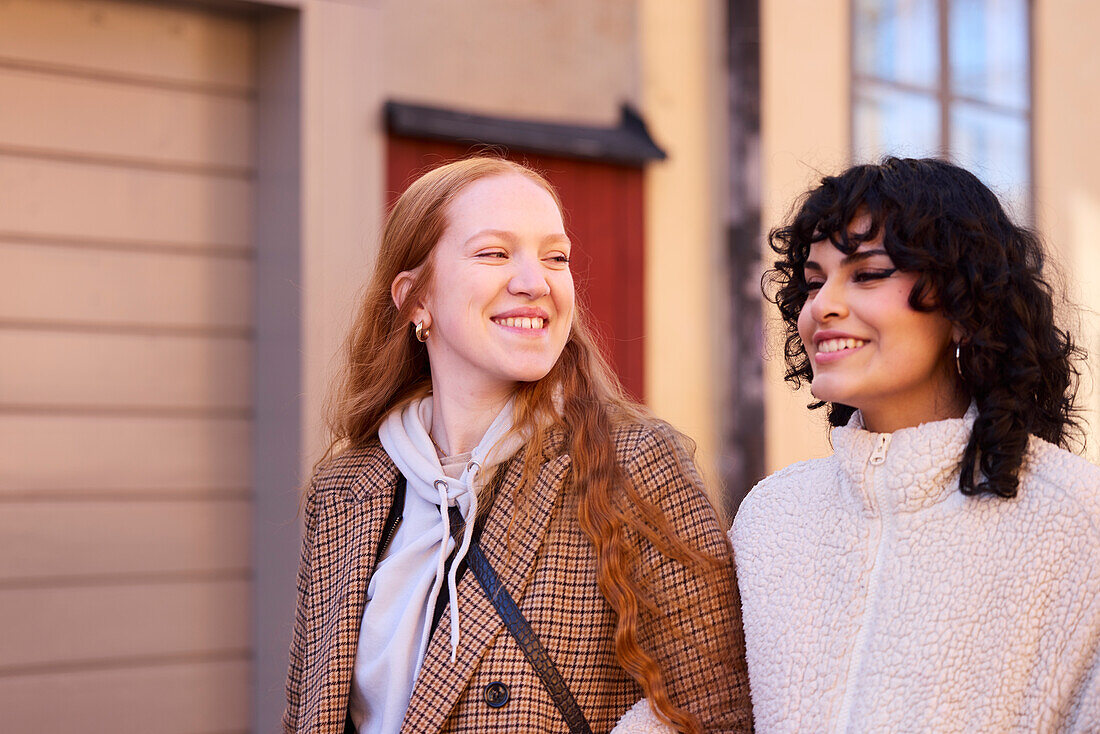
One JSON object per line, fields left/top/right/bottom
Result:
{"left": 0, "top": 0, "right": 256, "bottom": 91}
{"left": 1, "top": 331, "right": 252, "bottom": 411}
{"left": 0, "top": 1, "right": 257, "bottom": 727}
{"left": 0, "top": 155, "right": 253, "bottom": 248}
{"left": 0, "top": 660, "right": 251, "bottom": 734}
{"left": 0, "top": 65, "right": 254, "bottom": 170}
{"left": 2, "top": 500, "right": 252, "bottom": 581}
{"left": 0, "top": 415, "right": 252, "bottom": 494}
{"left": 0, "top": 580, "right": 250, "bottom": 669}
{"left": 1, "top": 242, "right": 253, "bottom": 330}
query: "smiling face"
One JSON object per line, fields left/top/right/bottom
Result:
{"left": 796, "top": 218, "right": 966, "bottom": 433}
{"left": 402, "top": 173, "right": 575, "bottom": 399}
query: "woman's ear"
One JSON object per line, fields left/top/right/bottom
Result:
{"left": 391, "top": 270, "right": 418, "bottom": 315}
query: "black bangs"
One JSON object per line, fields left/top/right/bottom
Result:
{"left": 786, "top": 165, "right": 898, "bottom": 261}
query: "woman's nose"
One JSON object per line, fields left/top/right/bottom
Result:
{"left": 809, "top": 278, "right": 847, "bottom": 321}
{"left": 508, "top": 257, "right": 551, "bottom": 298}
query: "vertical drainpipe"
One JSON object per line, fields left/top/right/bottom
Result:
{"left": 722, "top": 0, "right": 765, "bottom": 512}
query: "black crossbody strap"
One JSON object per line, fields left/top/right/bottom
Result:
{"left": 429, "top": 469, "right": 591, "bottom": 734}
{"left": 465, "top": 537, "right": 593, "bottom": 734}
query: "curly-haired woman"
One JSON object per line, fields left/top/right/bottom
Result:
{"left": 282, "top": 157, "right": 753, "bottom": 733}
{"left": 730, "top": 157, "right": 1100, "bottom": 732}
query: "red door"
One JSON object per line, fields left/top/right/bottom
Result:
{"left": 387, "top": 136, "right": 646, "bottom": 401}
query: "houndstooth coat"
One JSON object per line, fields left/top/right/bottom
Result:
{"left": 282, "top": 422, "right": 753, "bottom": 733}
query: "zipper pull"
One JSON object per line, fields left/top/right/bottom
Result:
{"left": 869, "top": 434, "right": 891, "bottom": 466}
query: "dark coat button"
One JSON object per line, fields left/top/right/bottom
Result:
{"left": 483, "top": 681, "right": 509, "bottom": 708}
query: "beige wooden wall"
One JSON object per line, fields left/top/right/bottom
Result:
{"left": 0, "top": 1, "right": 255, "bottom": 729}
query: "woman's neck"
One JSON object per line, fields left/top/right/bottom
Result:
{"left": 860, "top": 390, "right": 970, "bottom": 434}
{"left": 429, "top": 384, "right": 513, "bottom": 456}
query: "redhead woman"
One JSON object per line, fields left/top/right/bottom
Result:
{"left": 731, "top": 158, "right": 1100, "bottom": 732}
{"left": 282, "top": 157, "right": 753, "bottom": 733}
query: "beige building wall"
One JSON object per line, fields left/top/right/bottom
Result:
{"left": 380, "top": 0, "right": 639, "bottom": 127}
{"left": 638, "top": 0, "right": 729, "bottom": 483}
{"left": 297, "top": 0, "right": 386, "bottom": 467}
{"left": 1034, "top": 2, "right": 1100, "bottom": 462}
{"left": 760, "top": 0, "right": 850, "bottom": 473}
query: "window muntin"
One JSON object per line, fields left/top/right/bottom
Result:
{"left": 853, "top": 0, "right": 1030, "bottom": 220}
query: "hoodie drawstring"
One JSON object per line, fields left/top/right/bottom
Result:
{"left": 424, "top": 469, "right": 481, "bottom": 664}
{"left": 446, "top": 480, "right": 478, "bottom": 662}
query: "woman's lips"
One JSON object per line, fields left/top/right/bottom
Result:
{"left": 813, "top": 337, "right": 867, "bottom": 364}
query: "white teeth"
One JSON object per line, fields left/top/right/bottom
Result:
{"left": 818, "top": 338, "right": 866, "bottom": 353}
{"left": 494, "top": 316, "right": 546, "bottom": 330}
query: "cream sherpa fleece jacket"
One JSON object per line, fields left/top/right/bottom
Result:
{"left": 730, "top": 409, "right": 1100, "bottom": 733}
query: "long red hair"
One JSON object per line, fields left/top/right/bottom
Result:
{"left": 324, "top": 157, "right": 719, "bottom": 733}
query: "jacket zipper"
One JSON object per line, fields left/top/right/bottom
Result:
{"left": 835, "top": 432, "right": 892, "bottom": 733}
{"left": 869, "top": 433, "right": 890, "bottom": 465}
{"left": 375, "top": 513, "right": 403, "bottom": 562}
{"left": 374, "top": 478, "right": 407, "bottom": 565}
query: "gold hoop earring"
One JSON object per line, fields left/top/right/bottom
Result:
{"left": 415, "top": 320, "right": 430, "bottom": 342}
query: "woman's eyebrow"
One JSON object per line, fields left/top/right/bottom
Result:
{"left": 842, "top": 248, "right": 890, "bottom": 264}
{"left": 463, "top": 229, "right": 518, "bottom": 246}
{"left": 463, "top": 230, "right": 570, "bottom": 247}
{"left": 804, "top": 248, "right": 890, "bottom": 272}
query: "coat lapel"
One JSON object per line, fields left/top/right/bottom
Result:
{"left": 400, "top": 449, "right": 573, "bottom": 733}
{"left": 304, "top": 445, "right": 399, "bottom": 733}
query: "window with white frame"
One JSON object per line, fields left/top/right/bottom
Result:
{"left": 852, "top": 0, "right": 1031, "bottom": 220}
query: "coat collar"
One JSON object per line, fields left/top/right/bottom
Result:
{"left": 300, "top": 440, "right": 400, "bottom": 732}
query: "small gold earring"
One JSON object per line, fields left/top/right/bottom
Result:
{"left": 415, "top": 320, "right": 430, "bottom": 342}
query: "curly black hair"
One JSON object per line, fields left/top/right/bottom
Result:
{"left": 764, "top": 157, "right": 1083, "bottom": 498}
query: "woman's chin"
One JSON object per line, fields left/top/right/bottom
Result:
{"left": 496, "top": 358, "right": 559, "bottom": 385}
{"left": 809, "top": 380, "right": 856, "bottom": 411}
{"left": 809, "top": 380, "right": 833, "bottom": 404}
